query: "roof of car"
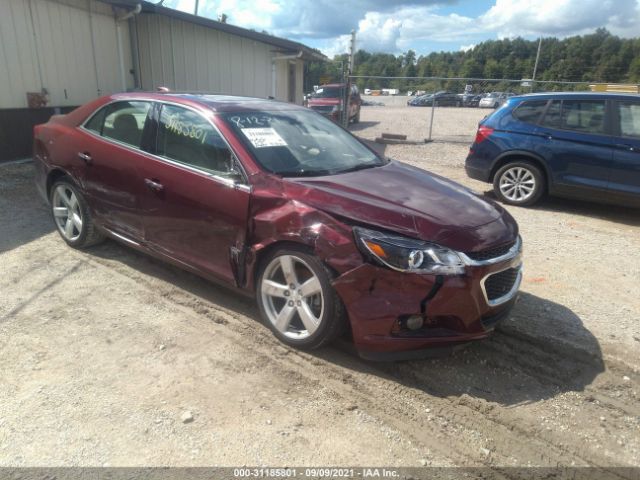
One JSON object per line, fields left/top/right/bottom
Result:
{"left": 511, "top": 92, "right": 640, "bottom": 100}
{"left": 110, "top": 92, "right": 308, "bottom": 113}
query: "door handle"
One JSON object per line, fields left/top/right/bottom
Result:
{"left": 77, "top": 151, "right": 92, "bottom": 164}
{"left": 615, "top": 143, "right": 637, "bottom": 152}
{"left": 144, "top": 178, "right": 164, "bottom": 192}
{"left": 539, "top": 132, "right": 553, "bottom": 140}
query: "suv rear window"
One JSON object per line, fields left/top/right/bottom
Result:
{"left": 617, "top": 101, "right": 640, "bottom": 138}
{"left": 513, "top": 100, "right": 547, "bottom": 123}
{"left": 561, "top": 100, "right": 606, "bottom": 134}
{"left": 539, "top": 99, "right": 606, "bottom": 134}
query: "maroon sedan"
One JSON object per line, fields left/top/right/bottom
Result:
{"left": 33, "top": 92, "right": 522, "bottom": 360}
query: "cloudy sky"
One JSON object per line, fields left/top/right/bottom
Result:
{"left": 164, "top": 0, "right": 640, "bottom": 57}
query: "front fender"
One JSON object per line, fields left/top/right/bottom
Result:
{"left": 243, "top": 192, "right": 362, "bottom": 293}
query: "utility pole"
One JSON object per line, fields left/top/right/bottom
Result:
{"left": 343, "top": 30, "right": 356, "bottom": 127}
{"left": 194, "top": 0, "right": 199, "bottom": 15}
{"left": 531, "top": 37, "right": 542, "bottom": 91}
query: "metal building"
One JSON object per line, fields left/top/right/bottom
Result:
{"left": 0, "top": 0, "right": 325, "bottom": 161}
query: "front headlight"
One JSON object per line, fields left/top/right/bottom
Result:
{"left": 353, "top": 227, "right": 465, "bottom": 275}
{"left": 331, "top": 103, "right": 344, "bottom": 113}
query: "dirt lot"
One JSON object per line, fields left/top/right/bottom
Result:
{"left": 1, "top": 104, "right": 639, "bottom": 472}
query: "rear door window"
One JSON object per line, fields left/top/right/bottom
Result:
{"left": 85, "top": 101, "right": 152, "bottom": 148}
{"left": 617, "top": 101, "right": 640, "bottom": 138}
{"left": 561, "top": 100, "right": 606, "bottom": 134}
{"left": 512, "top": 100, "right": 547, "bottom": 124}
{"left": 85, "top": 107, "right": 107, "bottom": 134}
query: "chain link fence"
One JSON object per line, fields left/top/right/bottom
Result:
{"left": 349, "top": 76, "right": 593, "bottom": 143}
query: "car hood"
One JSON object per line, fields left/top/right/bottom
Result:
{"left": 283, "top": 161, "right": 518, "bottom": 252}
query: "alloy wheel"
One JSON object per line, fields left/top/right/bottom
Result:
{"left": 260, "top": 254, "right": 324, "bottom": 340}
{"left": 498, "top": 166, "right": 536, "bottom": 203}
{"left": 52, "top": 185, "right": 83, "bottom": 241}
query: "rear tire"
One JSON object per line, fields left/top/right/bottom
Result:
{"left": 50, "top": 179, "right": 104, "bottom": 248}
{"left": 493, "top": 161, "right": 545, "bottom": 206}
{"left": 256, "top": 245, "right": 346, "bottom": 350}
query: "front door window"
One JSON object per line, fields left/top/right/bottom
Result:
{"left": 157, "top": 104, "right": 235, "bottom": 177}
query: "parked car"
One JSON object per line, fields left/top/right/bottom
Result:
{"left": 34, "top": 92, "right": 522, "bottom": 360}
{"left": 466, "top": 92, "right": 640, "bottom": 207}
{"left": 479, "top": 92, "right": 505, "bottom": 108}
{"left": 306, "top": 83, "right": 361, "bottom": 123}
{"left": 407, "top": 91, "right": 462, "bottom": 107}
{"left": 461, "top": 93, "right": 483, "bottom": 107}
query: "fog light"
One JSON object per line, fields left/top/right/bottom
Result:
{"left": 406, "top": 315, "right": 424, "bottom": 330}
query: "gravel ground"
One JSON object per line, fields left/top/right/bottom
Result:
{"left": 0, "top": 104, "right": 639, "bottom": 471}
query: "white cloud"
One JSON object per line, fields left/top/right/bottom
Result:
{"left": 480, "top": 0, "right": 640, "bottom": 38}
{"left": 460, "top": 44, "right": 475, "bottom": 52}
{"left": 355, "top": 12, "right": 403, "bottom": 52}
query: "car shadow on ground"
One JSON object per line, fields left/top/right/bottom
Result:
{"left": 89, "top": 239, "right": 259, "bottom": 318}
{"left": 317, "top": 291, "right": 605, "bottom": 407}
{"left": 0, "top": 162, "right": 55, "bottom": 254}
{"left": 89, "top": 238, "right": 604, "bottom": 407}
{"left": 481, "top": 189, "right": 640, "bottom": 227}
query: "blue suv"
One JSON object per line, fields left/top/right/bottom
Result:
{"left": 465, "top": 93, "right": 640, "bottom": 207}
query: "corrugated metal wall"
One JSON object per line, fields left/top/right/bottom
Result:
{"left": 0, "top": 0, "right": 133, "bottom": 109}
{"left": 134, "top": 13, "right": 304, "bottom": 103}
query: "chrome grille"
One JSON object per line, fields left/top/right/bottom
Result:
{"left": 466, "top": 241, "right": 516, "bottom": 262}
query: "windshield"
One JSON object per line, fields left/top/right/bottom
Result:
{"left": 311, "top": 86, "right": 344, "bottom": 98}
{"left": 222, "top": 109, "right": 385, "bottom": 177}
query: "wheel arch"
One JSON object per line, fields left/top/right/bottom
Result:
{"left": 46, "top": 168, "right": 76, "bottom": 198}
{"left": 489, "top": 151, "right": 551, "bottom": 192}
{"left": 251, "top": 239, "right": 344, "bottom": 291}
{"left": 254, "top": 240, "right": 314, "bottom": 276}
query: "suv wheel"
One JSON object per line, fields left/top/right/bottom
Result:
{"left": 256, "top": 246, "right": 345, "bottom": 350}
{"left": 493, "top": 161, "right": 545, "bottom": 206}
{"left": 50, "top": 180, "right": 104, "bottom": 248}
{"left": 352, "top": 109, "right": 360, "bottom": 124}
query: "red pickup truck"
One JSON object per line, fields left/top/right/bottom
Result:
{"left": 306, "top": 83, "right": 361, "bottom": 123}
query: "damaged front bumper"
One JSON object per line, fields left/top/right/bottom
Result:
{"left": 332, "top": 253, "right": 522, "bottom": 361}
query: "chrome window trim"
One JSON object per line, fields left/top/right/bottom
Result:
{"left": 480, "top": 263, "right": 523, "bottom": 307}
{"left": 459, "top": 235, "right": 522, "bottom": 266}
{"left": 78, "top": 97, "right": 251, "bottom": 190}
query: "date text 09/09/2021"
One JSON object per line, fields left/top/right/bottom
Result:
{"left": 233, "top": 468, "right": 400, "bottom": 478}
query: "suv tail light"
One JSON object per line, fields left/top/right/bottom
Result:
{"left": 474, "top": 125, "right": 494, "bottom": 144}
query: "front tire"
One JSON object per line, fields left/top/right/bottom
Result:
{"left": 256, "top": 246, "right": 345, "bottom": 350}
{"left": 493, "top": 161, "right": 545, "bottom": 206}
{"left": 50, "top": 179, "right": 104, "bottom": 248}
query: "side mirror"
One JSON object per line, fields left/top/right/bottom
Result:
{"left": 227, "top": 168, "right": 245, "bottom": 184}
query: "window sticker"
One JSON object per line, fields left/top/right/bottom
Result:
{"left": 241, "top": 128, "right": 287, "bottom": 148}
{"left": 229, "top": 115, "right": 272, "bottom": 128}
